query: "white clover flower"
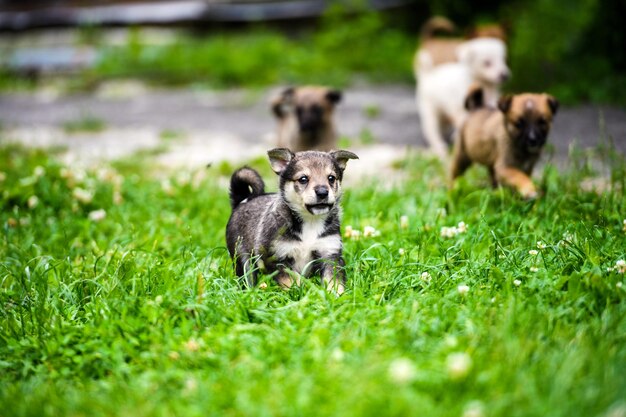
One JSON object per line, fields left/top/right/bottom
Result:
{"left": 176, "top": 171, "right": 192, "bottom": 187}
{"left": 457, "top": 284, "right": 470, "bottom": 295}
{"left": 400, "top": 215, "right": 409, "bottom": 230}
{"left": 398, "top": 248, "right": 405, "bottom": 256}
{"left": 513, "top": 279, "right": 522, "bottom": 286}
{"left": 72, "top": 187, "right": 94, "bottom": 204}
{"left": 528, "top": 249, "right": 539, "bottom": 256}
{"left": 344, "top": 225, "right": 354, "bottom": 238}
{"left": 623, "top": 219, "right": 626, "bottom": 232}
{"left": 161, "top": 179, "right": 174, "bottom": 195}
{"left": 529, "top": 266, "right": 539, "bottom": 273}
{"left": 88, "top": 209, "right": 106, "bottom": 222}
{"left": 617, "top": 282, "right": 623, "bottom": 289}
{"left": 184, "top": 377, "right": 198, "bottom": 394}
{"left": 421, "top": 271, "right": 432, "bottom": 282}
{"left": 184, "top": 338, "right": 201, "bottom": 352}
{"left": 446, "top": 352, "right": 472, "bottom": 379}
{"left": 33, "top": 166, "right": 45, "bottom": 177}
{"left": 388, "top": 357, "right": 417, "bottom": 384}
{"left": 537, "top": 241, "right": 546, "bottom": 249}
{"left": 616, "top": 260, "right": 626, "bottom": 274}
{"left": 440, "top": 226, "right": 458, "bottom": 238}
{"left": 457, "top": 221, "right": 468, "bottom": 233}
{"left": 96, "top": 166, "right": 121, "bottom": 183}
{"left": 27, "top": 195, "right": 39, "bottom": 209}
{"left": 363, "top": 226, "right": 380, "bottom": 238}
{"left": 330, "top": 348, "right": 345, "bottom": 362}
{"left": 61, "top": 167, "right": 87, "bottom": 187}
{"left": 155, "top": 295, "right": 163, "bottom": 305}
{"left": 462, "top": 401, "right": 485, "bottom": 417}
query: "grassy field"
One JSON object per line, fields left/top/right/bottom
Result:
{"left": 1, "top": 143, "right": 625, "bottom": 417}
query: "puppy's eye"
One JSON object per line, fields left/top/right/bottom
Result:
{"left": 328, "top": 175, "right": 336, "bottom": 184}
{"left": 514, "top": 120, "right": 525, "bottom": 129}
{"left": 297, "top": 175, "right": 309, "bottom": 185}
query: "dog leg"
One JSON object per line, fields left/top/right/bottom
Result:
{"left": 418, "top": 102, "right": 449, "bottom": 161}
{"left": 488, "top": 166, "right": 498, "bottom": 188}
{"left": 449, "top": 137, "right": 472, "bottom": 186}
{"left": 319, "top": 258, "right": 346, "bottom": 296}
{"left": 495, "top": 166, "right": 538, "bottom": 199}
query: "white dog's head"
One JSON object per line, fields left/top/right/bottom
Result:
{"left": 457, "top": 38, "right": 510, "bottom": 86}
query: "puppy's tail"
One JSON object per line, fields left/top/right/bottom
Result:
{"left": 229, "top": 167, "right": 265, "bottom": 209}
{"left": 464, "top": 84, "right": 485, "bottom": 111}
{"left": 420, "top": 16, "right": 457, "bottom": 40}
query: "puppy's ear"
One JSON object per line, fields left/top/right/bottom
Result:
{"left": 271, "top": 87, "right": 295, "bottom": 119}
{"left": 268, "top": 148, "right": 295, "bottom": 175}
{"left": 326, "top": 89, "right": 342, "bottom": 105}
{"left": 330, "top": 150, "right": 359, "bottom": 171}
{"left": 497, "top": 95, "right": 513, "bottom": 114}
{"left": 546, "top": 95, "right": 559, "bottom": 115}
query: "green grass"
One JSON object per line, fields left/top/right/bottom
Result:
{"left": 62, "top": 114, "right": 107, "bottom": 134}
{"left": 1, "top": 144, "right": 625, "bottom": 417}
{"left": 88, "top": 15, "right": 415, "bottom": 90}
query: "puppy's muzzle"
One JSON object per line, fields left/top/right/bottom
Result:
{"left": 306, "top": 185, "right": 333, "bottom": 215}
{"left": 314, "top": 185, "right": 329, "bottom": 200}
{"left": 525, "top": 129, "right": 546, "bottom": 149}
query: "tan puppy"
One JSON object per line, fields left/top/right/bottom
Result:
{"left": 450, "top": 87, "right": 559, "bottom": 199}
{"left": 271, "top": 86, "right": 342, "bottom": 152}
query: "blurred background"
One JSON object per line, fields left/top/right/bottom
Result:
{"left": 0, "top": 0, "right": 624, "bottom": 105}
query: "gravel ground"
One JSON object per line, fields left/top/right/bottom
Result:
{"left": 1, "top": 82, "right": 624, "bottom": 178}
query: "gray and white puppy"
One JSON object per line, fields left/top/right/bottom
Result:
{"left": 226, "top": 148, "right": 358, "bottom": 295}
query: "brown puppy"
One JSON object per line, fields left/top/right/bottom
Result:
{"left": 271, "top": 86, "right": 342, "bottom": 152}
{"left": 450, "top": 87, "right": 559, "bottom": 199}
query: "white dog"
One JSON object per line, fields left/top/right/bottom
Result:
{"left": 415, "top": 37, "right": 510, "bottom": 161}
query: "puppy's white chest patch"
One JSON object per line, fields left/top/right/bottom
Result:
{"left": 272, "top": 219, "right": 342, "bottom": 274}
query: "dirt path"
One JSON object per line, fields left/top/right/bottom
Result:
{"left": 1, "top": 83, "right": 624, "bottom": 176}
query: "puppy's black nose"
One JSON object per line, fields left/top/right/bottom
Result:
{"left": 315, "top": 186, "right": 329, "bottom": 199}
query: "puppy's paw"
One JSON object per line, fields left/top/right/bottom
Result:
{"left": 520, "top": 186, "right": 538, "bottom": 200}
{"left": 324, "top": 279, "right": 345, "bottom": 297}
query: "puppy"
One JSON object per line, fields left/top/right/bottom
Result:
{"left": 226, "top": 148, "right": 358, "bottom": 295}
{"left": 271, "top": 86, "right": 342, "bottom": 152}
{"left": 450, "top": 87, "right": 559, "bottom": 199}
{"left": 414, "top": 16, "right": 507, "bottom": 74}
{"left": 414, "top": 16, "right": 460, "bottom": 70}
{"left": 414, "top": 19, "right": 510, "bottom": 160}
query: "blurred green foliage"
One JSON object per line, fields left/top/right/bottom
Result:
{"left": 1, "top": 0, "right": 624, "bottom": 104}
